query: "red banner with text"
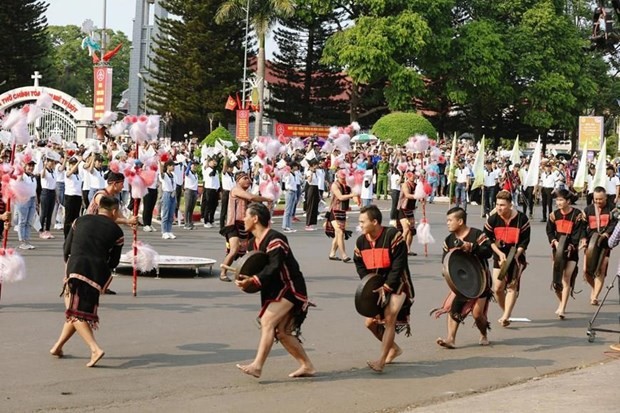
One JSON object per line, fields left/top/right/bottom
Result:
{"left": 275, "top": 123, "right": 330, "bottom": 138}
{"left": 236, "top": 109, "right": 250, "bottom": 142}
{"left": 93, "top": 66, "right": 113, "bottom": 121}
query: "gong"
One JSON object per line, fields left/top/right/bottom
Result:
{"left": 442, "top": 249, "right": 486, "bottom": 299}
{"left": 220, "top": 251, "right": 269, "bottom": 293}
{"left": 354, "top": 273, "right": 385, "bottom": 317}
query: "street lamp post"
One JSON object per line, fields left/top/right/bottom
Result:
{"left": 241, "top": 0, "right": 251, "bottom": 109}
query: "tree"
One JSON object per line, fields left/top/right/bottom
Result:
{"left": 268, "top": 1, "right": 349, "bottom": 126}
{"left": 371, "top": 112, "right": 437, "bottom": 144}
{"left": 0, "top": 0, "right": 52, "bottom": 91}
{"left": 150, "top": 0, "right": 246, "bottom": 138}
{"left": 216, "top": 0, "right": 296, "bottom": 138}
{"left": 46, "top": 26, "right": 130, "bottom": 108}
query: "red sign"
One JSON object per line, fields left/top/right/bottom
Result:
{"left": 236, "top": 109, "right": 250, "bottom": 142}
{"left": 275, "top": 123, "right": 330, "bottom": 138}
{"left": 93, "top": 66, "right": 113, "bottom": 121}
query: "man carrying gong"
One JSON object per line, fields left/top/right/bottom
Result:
{"left": 433, "top": 207, "right": 493, "bottom": 349}
{"left": 484, "top": 190, "right": 531, "bottom": 327}
{"left": 353, "top": 205, "right": 415, "bottom": 373}
{"left": 234, "top": 203, "right": 315, "bottom": 379}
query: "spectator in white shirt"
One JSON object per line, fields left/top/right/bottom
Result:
{"left": 16, "top": 160, "right": 38, "bottom": 249}
{"left": 202, "top": 157, "right": 220, "bottom": 228}
{"left": 183, "top": 160, "right": 199, "bottom": 230}
{"left": 605, "top": 165, "right": 620, "bottom": 206}
{"left": 39, "top": 154, "right": 59, "bottom": 239}
{"left": 219, "top": 158, "right": 235, "bottom": 229}
{"left": 63, "top": 156, "right": 83, "bottom": 238}
{"left": 159, "top": 160, "right": 177, "bottom": 239}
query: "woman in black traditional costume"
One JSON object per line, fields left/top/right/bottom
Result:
{"left": 545, "top": 189, "right": 585, "bottom": 319}
{"left": 432, "top": 207, "right": 493, "bottom": 348}
{"left": 353, "top": 205, "right": 415, "bottom": 373}
{"left": 325, "top": 169, "right": 357, "bottom": 261}
{"left": 484, "top": 190, "right": 530, "bottom": 327}
{"left": 235, "top": 203, "right": 316, "bottom": 379}
{"left": 50, "top": 196, "right": 124, "bottom": 367}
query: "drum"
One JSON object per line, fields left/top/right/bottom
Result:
{"left": 354, "top": 273, "right": 385, "bottom": 317}
{"left": 441, "top": 249, "right": 486, "bottom": 299}
{"left": 220, "top": 251, "right": 269, "bottom": 293}
{"left": 585, "top": 233, "right": 606, "bottom": 277}
{"left": 497, "top": 246, "right": 517, "bottom": 281}
{"left": 552, "top": 235, "right": 568, "bottom": 288}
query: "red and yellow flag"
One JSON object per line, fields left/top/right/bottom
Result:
{"left": 225, "top": 95, "right": 237, "bottom": 111}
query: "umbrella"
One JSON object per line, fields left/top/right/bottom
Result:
{"left": 351, "top": 133, "right": 378, "bottom": 143}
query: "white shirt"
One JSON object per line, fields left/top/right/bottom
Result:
{"left": 173, "top": 164, "right": 184, "bottom": 186}
{"left": 540, "top": 170, "right": 557, "bottom": 188}
{"left": 40, "top": 168, "right": 57, "bottom": 189}
{"left": 89, "top": 168, "right": 105, "bottom": 190}
{"left": 184, "top": 169, "right": 199, "bottom": 191}
{"left": 64, "top": 171, "right": 83, "bottom": 196}
{"left": 203, "top": 166, "right": 220, "bottom": 190}
{"left": 221, "top": 171, "right": 235, "bottom": 191}
{"left": 20, "top": 173, "right": 37, "bottom": 198}
{"left": 79, "top": 163, "right": 90, "bottom": 191}
{"left": 606, "top": 175, "right": 619, "bottom": 195}
{"left": 55, "top": 164, "right": 65, "bottom": 184}
{"left": 483, "top": 168, "right": 498, "bottom": 187}
{"left": 159, "top": 171, "right": 176, "bottom": 192}
{"left": 361, "top": 170, "right": 374, "bottom": 199}
{"left": 284, "top": 172, "right": 296, "bottom": 191}
{"left": 306, "top": 169, "right": 318, "bottom": 186}
{"left": 316, "top": 168, "right": 326, "bottom": 191}
{"left": 456, "top": 167, "right": 470, "bottom": 184}
{"left": 390, "top": 173, "right": 401, "bottom": 190}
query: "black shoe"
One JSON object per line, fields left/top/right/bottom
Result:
{"left": 540, "top": 218, "right": 546, "bottom": 222}
{"left": 104, "top": 289, "right": 116, "bottom": 295}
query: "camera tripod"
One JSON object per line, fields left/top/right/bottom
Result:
{"left": 586, "top": 272, "right": 620, "bottom": 342}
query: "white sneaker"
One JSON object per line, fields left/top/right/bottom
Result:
{"left": 204, "top": 223, "right": 213, "bottom": 228}
{"left": 283, "top": 228, "right": 297, "bottom": 233}
{"left": 27, "top": 243, "right": 36, "bottom": 250}
{"left": 19, "top": 242, "right": 29, "bottom": 250}
{"left": 144, "top": 225, "right": 154, "bottom": 232}
{"left": 167, "top": 232, "right": 177, "bottom": 239}
{"left": 162, "top": 233, "right": 171, "bottom": 239}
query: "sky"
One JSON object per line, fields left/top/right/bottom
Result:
{"left": 45, "top": 0, "right": 135, "bottom": 40}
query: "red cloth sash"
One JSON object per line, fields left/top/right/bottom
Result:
{"left": 555, "top": 219, "right": 574, "bottom": 234}
{"left": 588, "top": 214, "right": 609, "bottom": 230}
{"left": 361, "top": 248, "right": 391, "bottom": 270}
{"left": 493, "top": 227, "right": 520, "bottom": 245}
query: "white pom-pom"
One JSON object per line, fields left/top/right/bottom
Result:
{"left": 413, "top": 134, "right": 430, "bottom": 152}
{"left": 265, "top": 138, "right": 282, "bottom": 160}
{"left": 96, "top": 111, "right": 118, "bottom": 125}
{"left": 131, "top": 241, "right": 160, "bottom": 272}
{"left": 27, "top": 105, "right": 43, "bottom": 124}
{"left": 350, "top": 121, "right": 361, "bottom": 132}
{"left": 146, "top": 115, "right": 160, "bottom": 140}
{"left": 413, "top": 182, "right": 426, "bottom": 200}
{"left": 2, "top": 109, "right": 25, "bottom": 130}
{"left": 328, "top": 126, "right": 339, "bottom": 139}
{"left": 416, "top": 221, "right": 435, "bottom": 245}
{"left": 0, "top": 248, "right": 27, "bottom": 283}
{"left": 130, "top": 121, "right": 148, "bottom": 143}
{"left": 109, "top": 121, "right": 126, "bottom": 137}
{"left": 333, "top": 134, "right": 351, "bottom": 154}
{"left": 11, "top": 119, "right": 31, "bottom": 145}
{"left": 36, "top": 93, "right": 53, "bottom": 109}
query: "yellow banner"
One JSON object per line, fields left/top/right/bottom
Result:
{"left": 578, "top": 116, "right": 603, "bottom": 151}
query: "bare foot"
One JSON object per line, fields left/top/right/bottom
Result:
{"left": 236, "top": 363, "right": 261, "bottom": 378}
{"left": 436, "top": 337, "right": 455, "bottom": 349}
{"left": 479, "top": 336, "right": 490, "bottom": 346}
{"left": 86, "top": 350, "right": 105, "bottom": 367}
{"left": 498, "top": 318, "right": 511, "bottom": 327}
{"left": 49, "top": 347, "right": 64, "bottom": 358}
{"left": 386, "top": 346, "right": 403, "bottom": 363}
{"left": 367, "top": 360, "right": 384, "bottom": 373}
{"left": 288, "top": 365, "right": 317, "bottom": 378}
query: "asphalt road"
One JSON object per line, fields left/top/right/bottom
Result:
{"left": 1, "top": 199, "right": 618, "bottom": 413}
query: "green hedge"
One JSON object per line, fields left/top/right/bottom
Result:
{"left": 371, "top": 112, "right": 437, "bottom": 145}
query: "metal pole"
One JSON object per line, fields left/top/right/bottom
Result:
{"left": 102, "top": 0, "right": 107, "bottom": 53}
{"left": 241, "top": 0, "right": 250, "bottom": 109}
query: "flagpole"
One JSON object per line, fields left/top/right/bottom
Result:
{"left": 241, "top": 0, "right": 250, "bottom": 110}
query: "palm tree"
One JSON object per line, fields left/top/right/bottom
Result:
{"left": 216, "top": 0, "right": 295, "bottom": 139}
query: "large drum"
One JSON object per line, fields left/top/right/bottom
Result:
{"left": 442, "top": 249, "right": 486, "bottom": 299}
{"left": 497, "top": 246, "right": 517, "bottom": 282}
{"left": 585, "top": 233, "right": 606, "bottom": 277}
{"left": 220, "top": 251, "right": 269, "bottom": 293}
{"left": 354, "top": 273, "right": 385, "bottom": 317}
{"left": 553, "top": 235, "right": 568, "bottom": 287}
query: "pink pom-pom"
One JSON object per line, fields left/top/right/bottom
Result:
{"left": 278, "top": 135, "right": 290, "bottom": 144}
{"left": 131, "top": 241, "right": 160, "bottom": 272}
{"left": 353, "top": 169, "right": 365, "bottom": 185}
{"left": 265, "top": 138, "right": 282, "bottom": 160}
{"left": 257, "top": 150, "right": 266, "bottom": 160}
{"left": 140, "top": 169, "right": 157, "bottom": 186}
{"left": 438, "top": 155, "right": 446, "bottom": 163}
{"left": 8, "top": 179, "right": 33, "bottom": 203}
{"left": 36, "top": 93, "right": 53, "bottom": 110}
{"left": 413, "top": 182, "right": 426, "bottom": 200}
{"left": 129, "top": 176, "right": 147, "bottom": 198}
{"left": 346, "top": 174, "right": 355, "bottom": 188}
{"left": 138, "top": 115, "right": 148, "bottom": 123}
{"left": 0, "top": 248, "right": 27, "bottom": 283}
{"left": 109, "top": 160, "right": 121, "bottom": 173}
{"left": 259, "top": 180, "right": 269, "bottom": 195}
{"left": 423, "top": 181, "right": 432, "bottom": 195}
{"left": 263, "top": 164, "right": 273, "bottom": 175}
{"left": 398, "top": 162, "right": 408, "bottom": 173}
{"left": 160, "top": 152, "right": 170, "bottom": 163}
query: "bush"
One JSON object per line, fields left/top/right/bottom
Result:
{"left": 371, "top": 112, "right": 437, "bottom": 145}
{"left": 200, "top": 126, "right": 238, "bottom": 152}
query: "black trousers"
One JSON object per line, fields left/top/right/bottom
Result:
{"left": 390, "top": 190, "right": 400, "bottom": 220}
{"left": 520, "top": 186, "right": 534, "bottom": 216}
{"left": 483, "top": 186, "right": 496, "bottom": 214}
{"left": 541, "top": 187, "right": 554, "bottom": 219}
{"left": 306, "top": 185, "right": 319, "bottom": 226}
{"left": 142, "top": 188, "right": 158, "bottom": 226}
{"left": 39, "top": 189, "right": 55, "bottom": 232}
{"left": 220, "top": 190, "right": 230, "bottom": 229}
{"left": 202, "top": 188, "right": 218, "bottom": 224}
{"left": 63, "top": 195, "right": 83, "bottom": 238}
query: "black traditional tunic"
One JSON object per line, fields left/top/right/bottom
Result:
{"left": 63, "top": 214, "right": 124, "bottom": 328}
{"left": 325, "top": 181, "right": 352, "bottom": 239}
{"left": 432, "top": 228, "right": 492, "bottom": 322}
{"left": 248, "top": 229, "right": 310, "bottom": 335}
{"left": 353, "top": 226, "right": 415, "bottom": 334}
{"left": 484, "top": 210, "right": 530, "bottom": 290}
{"left": 582, "top": 203, "right": 617, "bottom": 275}
{"left": 546, "top": 208, "right": 585, "bottom": 263}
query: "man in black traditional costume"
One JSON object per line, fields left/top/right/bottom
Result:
{"left": 235, "top": 203, "right": 316, "bottom": 379}
{"left": 50, "top": 196, "right": 124, "bottom": 367}
{"left": 353, "top": 205, "right": 414, "bottom": 373}
{"left": 433, "top": 207, "right": 493, "bottom": 348}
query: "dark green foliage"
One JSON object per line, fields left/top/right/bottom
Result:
{"left": 371, "top": 112, "right": 437, "bottom": 144}
{"left": 201, "top": 125, "right": 238, "bottom": 152}
{"left": 0, "top": 0, "right": 52, "bottom": 91}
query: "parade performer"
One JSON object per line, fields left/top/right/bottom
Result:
{"left": 433, "top": 207, "right": 492, "bottom": 348}
{"left": 354, "top": 205, "right": 414, "bottom": 373}
{"left": 50, "top": 196, "right": 124, "bottom": 367}
{"left": 546, "top": 189, "right": 585, "bottom": 319}
{"left": 484, "top": 190, "right": 530, "bottom": 327}
{"left": 219, "top": 172, "right": 272, "bottom": 282}
{"left": 397, "top": 171, "right": 417, "bottom": 255}
{"left": 235, "top": 203, "right": 315, "bottom": 378}
{"left": 326, "top": 169, "right": 356, "bottom": 262}
{"left": 581, "top": 186, "right": 617, "bottom": 305}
